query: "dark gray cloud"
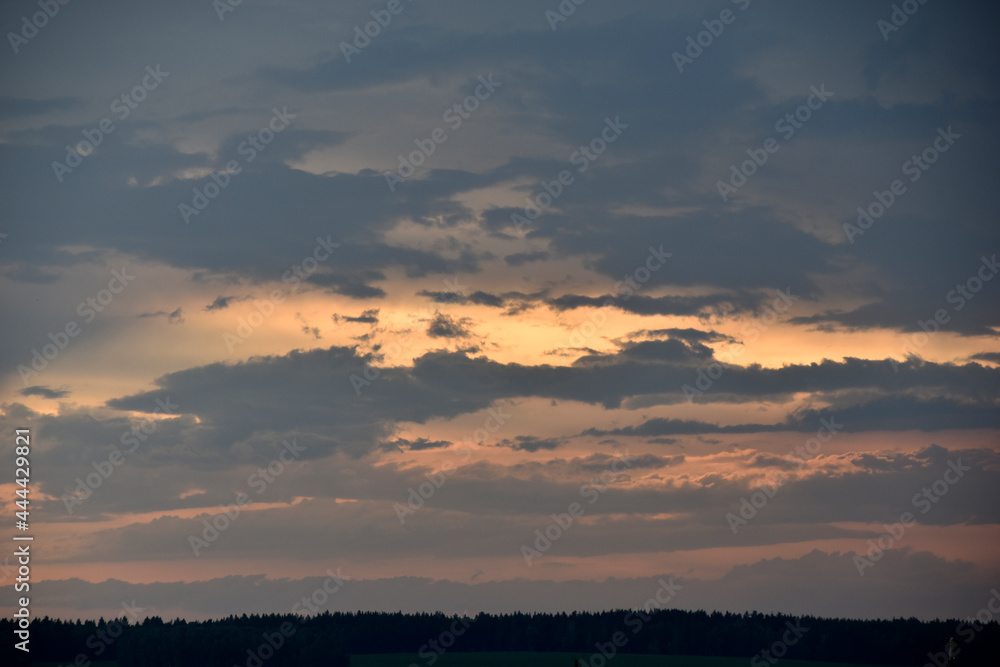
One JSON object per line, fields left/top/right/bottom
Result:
{"left": 13, "top": 548, "right": 990, "bottom": 620}
{"left": 214, "top": 128, "right": 349, "bottom": 167}
{"left": 334, "top": 308, "right": 380, "bottom": 324}
{"left": 13, "top": 548, "right": 991, "bottom": 621}
{"left": 205, "top": 296, "right": 244, "bottom": 311}
{"left": 391, "top": 437, "right": 451, "bottom": 452}
{"left": 548, "top": 291, "right": 766, "bottom": 318}
{"left": 498, "top": 435, "right": 562, "bottom": 453}
{"left": 7, "top": 337, "right": 991, "bottom": 520}
{"left": 585, "top": 395, "right": 1000, "bottom": 436}
{"left": 100, "top": 338, "right": 996, "bottom": 439}
{"left": 308, "top": 270, "right": 388, "bottom": 299}
{"left": 407, "top": 349, "right": 1000, "bottom": 410}
{"left": 636, "top": 328, "right": 735, "bottom": 344}
{"left": 577, "top": 337, "right": 715, "bottom": 365}
{"left": 418, "top": 289, "right": 543, "bottom": 309}
{"left": 427, "top": 313, "right": 473, "bottom": 339}
{"left": 20, "top": 385, "right": 69, "bottom": 399}
{"left": 138, "top": 307, "right": 184, "bottom": 324}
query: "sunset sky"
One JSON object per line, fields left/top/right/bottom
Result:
{"left": 1, "top": 0, "right": 999, "bottom": 623}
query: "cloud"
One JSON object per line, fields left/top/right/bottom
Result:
{"left": 307, "top": 271, "right": 388, "bottom": 299}
{"left": 20, "top": 386, "right": 70, "bottom": 399}
{"left": 15, "top": 548, "right": 993, "bottom": 621}
{"left": 138, "top": 307, "right": 185, "bottom": 324}
{"left": 637, "top": 328, "right": 735, "bottom": 344}
{"left": 408, "top": 349, "right": 1000, "bottom": 411}
{"left": 97, "top": 346, "right": 501, "bottom": 465}
{"left": 215, "top": 128, "right": 350, "bottom": 167}
{"left": 389, "top": 437, "right": 451, "bottom": 451}
{"left": 39, "top": 340, "right": 992, "bottom": 512}
{"left": 498, "top": 435, "right": 562, "bottom": 452}
{"left": 547, "top": 291, "right": 766, "bottom": 318}
{"left": 427, "top": 313, "right": 473, "bottom": 339}
{"left": 333, "top": 309, "right": 380, "bottom": 324}
{"left": 205, "top": 296, "right": 244, "bottom": 311}
{"left": 2, "top": 0, "right": 998, "bottom": 624}
{"left": 577, "top": 337, "right": 715, "bottom": 365}
{"left": 971, "top": 352, "right": 1000, "bottom": 364}
{"left": 418, "top": 289, "right": 528, "bottom": 308}
{"left": 586, "top": 395, "right": 1000, "bottom": 436}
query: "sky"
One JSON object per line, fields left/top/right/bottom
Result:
{"left": 1, "top": 0, "right": 999, "bottom": 623}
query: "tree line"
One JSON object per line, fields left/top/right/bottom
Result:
{"left": 3, "top": 607, "right": 997, "bottom": 666}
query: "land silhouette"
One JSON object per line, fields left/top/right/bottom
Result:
{"left": 3, "top": 607, "right": 998, "bottom": 666}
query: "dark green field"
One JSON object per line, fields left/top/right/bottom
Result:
{"left": 353, "top": 654, "right": 887, "bottom": 667}
{"left": 28, "top": 657, "right": 889, "bottom": 667}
